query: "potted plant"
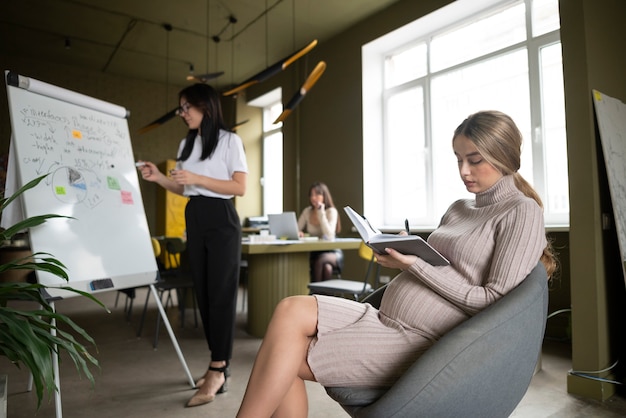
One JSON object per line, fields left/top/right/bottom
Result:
{"left": 0, "top": 174, "right": 106, "bottom": 409}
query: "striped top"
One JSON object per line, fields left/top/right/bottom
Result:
{"left": 379, "top": 174, "right": 547, "bottom": 340}
{"left": 308, "top": 174, "right": 547, "bottom": 387}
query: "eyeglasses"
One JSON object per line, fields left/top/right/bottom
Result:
{"left": 176, "top": 102, "right": 192, "bottom": 116}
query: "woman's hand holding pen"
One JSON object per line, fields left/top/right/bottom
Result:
{"left": 137, "top": 161, "right": 161, "bottom": 182}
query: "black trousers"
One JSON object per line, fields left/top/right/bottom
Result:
{"left": 185, "top": 196, "right": 241, "bottom": 362}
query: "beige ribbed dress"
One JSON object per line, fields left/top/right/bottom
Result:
{"left": 307, "top": 175, "right": 547, "bottom": 388}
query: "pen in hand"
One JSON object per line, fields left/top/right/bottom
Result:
{"left": 405, "top": 219, "right": 410, "bottom": 234}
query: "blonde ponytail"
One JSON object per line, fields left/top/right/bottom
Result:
{"left": 513, "top": 173, "right": 558, "bottom": 278}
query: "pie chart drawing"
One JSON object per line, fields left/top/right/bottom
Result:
{"left": 51, "top": 166, "right": 99, "bottom": 205}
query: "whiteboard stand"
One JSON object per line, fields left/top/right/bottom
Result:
{"left": 50, "top": 301, "right": 63, "bottom": 418}
{"left": 148, "top": 283, "right": 195, "bottom": 388}
{"left": 38, "top": 288, "right": 194, "bottom": 418}
{"left": 23, "top": 295, "right": 64, "bottom": 417}
{"left": 3, "top": 71, "right": 196, "bottom": 415}
{"left": 26, "top": 300, "right": 64, "bottom": 418}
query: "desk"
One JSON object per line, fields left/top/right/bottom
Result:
{"left": 242, "top": 238, "right": 361, "bottom": 337}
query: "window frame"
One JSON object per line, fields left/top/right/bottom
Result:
{"left": 362, "top": 0, "right": 567, "bottom": 230}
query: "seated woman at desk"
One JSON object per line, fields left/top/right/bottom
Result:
{"left": 297, "top": 182, "right": 342, "bottom": 282}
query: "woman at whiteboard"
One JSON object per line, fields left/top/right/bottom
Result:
{"left": 138, "top": 83, "right": 247, "bottom": 408}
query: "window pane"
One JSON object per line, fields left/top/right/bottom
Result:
{"left": 385, "top": 42, "right": 427, "bottom": 88}
{"left": 532, "top": 0, "right": 560, "bottom": 37}
{"left": 263, "top": 132, "right": 283, "bottom": 215}
{"left": 540, "top": 42, "right": 569, "bottom": 221}
{"left": 384, "top": 86, "right": 427, "bottom": 225}
{"left": 431, "top": 49, "right": 532, "bottom": 218}
{"left": 431, "top": 2, "right": 526, "bottom": 72}
{"left": 365, "top": 0, "right": 566, "bottom": 228}
{"left": 264, "top": 102, "right": 283, "bottom": 131}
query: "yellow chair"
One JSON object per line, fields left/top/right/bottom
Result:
{"left": 307, "top": 242, "right": 379, "bottom": 301}
{"left": 151, "top": 237, "right": 161, "bottom": 257}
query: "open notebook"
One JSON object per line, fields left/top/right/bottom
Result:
{"left": 344, "top": 206, "right": 449, "bottom": 266}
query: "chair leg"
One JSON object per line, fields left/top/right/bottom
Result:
{"left": 125, "top": 296, "right": 134, "bottom": 322}
{"left": 137, "top": 288, "right": 152, "bottom": 337}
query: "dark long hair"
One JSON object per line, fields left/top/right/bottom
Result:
{"left": 177, "top": 83, "right": 228, "bottom": 161}
{"left": 309, "top": 182, "right": 341, "bottom": 233}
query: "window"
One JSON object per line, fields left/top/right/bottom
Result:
{"left": 363, "top": 0, "right": 567, "bottom": 229}
{"left": 248, "top": 88, "right": 284, "bottom": 215}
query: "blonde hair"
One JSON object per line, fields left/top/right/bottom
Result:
{"left": 454, "top": 110, "right": 557, "bottom": 278}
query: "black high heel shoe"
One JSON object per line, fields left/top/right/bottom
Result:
{"left": 185, "top": 365, "right": 228, "bottom": 407}
{"left": 194, "top": 364, "right": 230, "bottom": 389}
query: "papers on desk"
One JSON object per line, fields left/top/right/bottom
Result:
{"left": 243, "top": 236, "right": 321, "bottom": 245}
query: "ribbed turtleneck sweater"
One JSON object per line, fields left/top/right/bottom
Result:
{"left": 379, "top": 175, "right": 546, "bottom": 341}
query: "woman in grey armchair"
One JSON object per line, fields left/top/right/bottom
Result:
{"left": 236, "top": 110, "right": 557, "bottom": 418}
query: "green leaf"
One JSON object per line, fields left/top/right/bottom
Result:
{"left": 0, "top": 173, "right": 105, "bottom": 408}
{"left": 0, "top": 175, "right": 47, "bottom": 212}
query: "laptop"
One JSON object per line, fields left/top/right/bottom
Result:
{"left": 268, "top": 212, "right": 301, "bottom": 240}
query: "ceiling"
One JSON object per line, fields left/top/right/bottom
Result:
{"left": 1, "top": 0, "right": 400, "bottom": 91}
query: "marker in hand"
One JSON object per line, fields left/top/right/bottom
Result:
{"left": 135, "top": 161, "right": 146, "bottom": 167}
{"left": 405, "top": 218, "right": 410, "bottom": 234}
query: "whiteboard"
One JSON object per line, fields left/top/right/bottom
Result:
{"left": 593, "top": 89, "right": 626, "bottom": 271}
{"left": 4, "top": 71, "right": 157, "bottom": 298}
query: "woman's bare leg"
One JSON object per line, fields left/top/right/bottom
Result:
{"left": 273, "top": 378, "right": 308, "bottom": 418}
{"left": 312, "top": 252, "right": 338, "bottom": 281}
{"left": 236, "top": 295, "right": 318, "bottom": 418}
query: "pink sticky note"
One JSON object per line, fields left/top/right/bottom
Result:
{"left": 121, "top": 190, "right": 133, "bottom": 204}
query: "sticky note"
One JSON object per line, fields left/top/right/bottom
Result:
{"left": 107, "top": 176, "right": 121, "bottom": 190}
{"left": 121, "top": 190, "right": 133, "bottom": 204}
{"left": 594, "top": 90, "right": 603, "bottom": 101}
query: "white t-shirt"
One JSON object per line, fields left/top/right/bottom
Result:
{"left": 177, "top": 130, "right": 248, "bottom": 199}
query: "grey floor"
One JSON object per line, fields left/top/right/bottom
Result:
{"left": 2, "top": 287, "right": 626, "bottom": 418}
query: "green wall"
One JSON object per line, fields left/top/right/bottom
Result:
{"left": 560, "top": 0, "right": 626, "bottom": 400}
{"left": 1, "top": 0, "right": 626, "bottom": 402}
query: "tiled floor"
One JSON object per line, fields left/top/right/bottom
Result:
{"left": 2, "top": 287, "right": 626, "bottom": 418}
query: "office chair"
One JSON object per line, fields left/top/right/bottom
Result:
{"left": 307, "top": 242, "right": 380, "bottom": 301}
{"left": 137, "top": 236, "right": 198, "bottom": 348}
{"left": 325, "top": 262, "right": 548, "bottom": 418}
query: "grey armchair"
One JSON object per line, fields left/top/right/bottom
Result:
{"left": 325, "top": 262, "right": 548, "bottom": 418}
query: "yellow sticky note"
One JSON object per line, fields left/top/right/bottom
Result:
{"left": 72, "top": 130, "right": 82, "bottom": 139}
{"left": 593, "top": 90, "right": 603, "bottom": 102}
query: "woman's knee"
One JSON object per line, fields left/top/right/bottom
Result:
{"left": 273, "top": 296, "right": 318, "bottom": 329}
{"left": 275, "top": 295, "right": 315, "bottom": 314}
